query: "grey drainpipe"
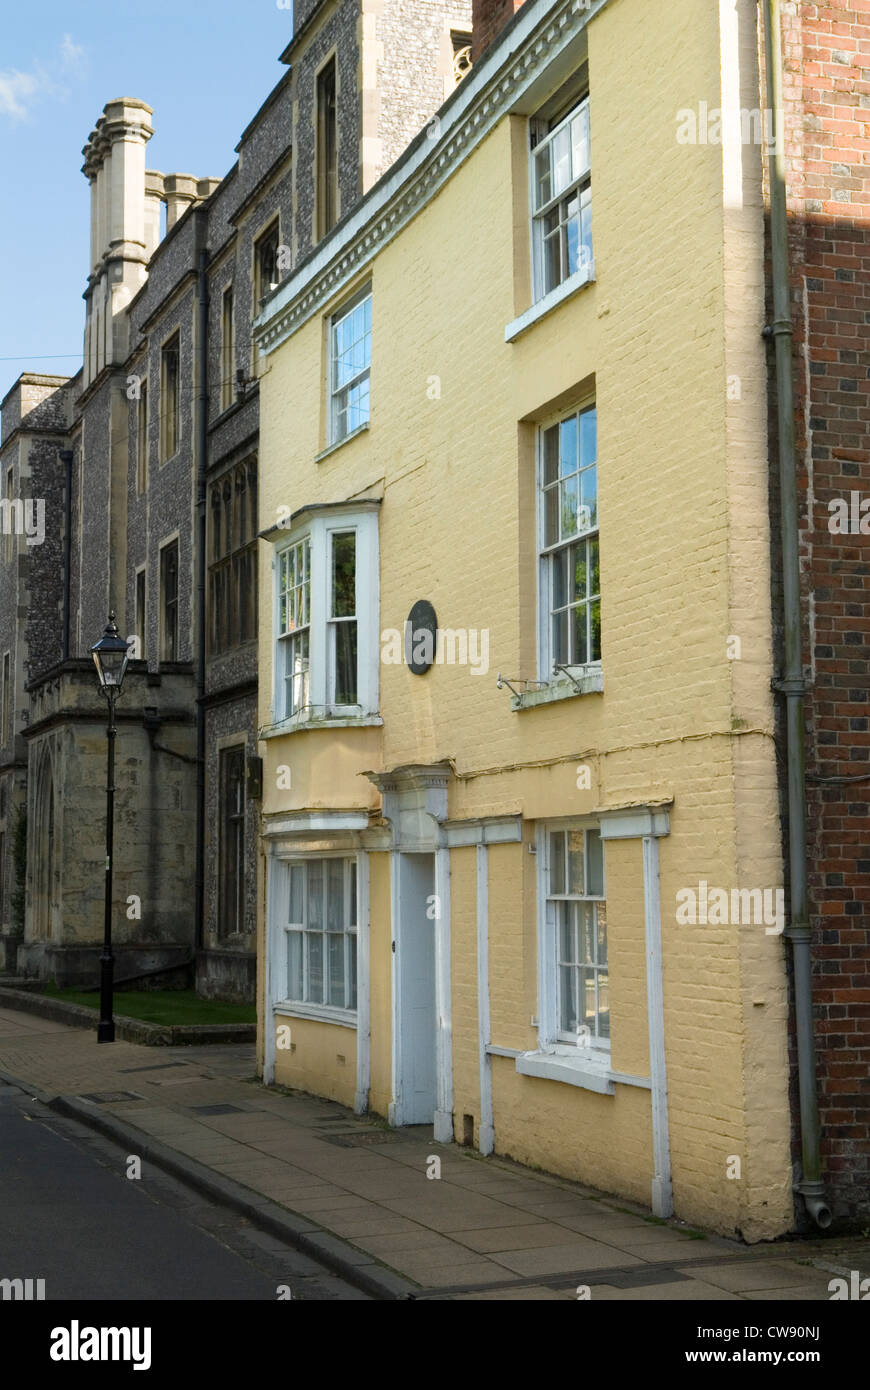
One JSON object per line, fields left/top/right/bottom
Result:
{"left": 762, "top": 0, "right": 831, "bottom": 1230}
{"left": 60, "top": 449, "right": 73, "bottom": 661}
{"left": 194, "top": 235, "right": 209, "bottom": 958}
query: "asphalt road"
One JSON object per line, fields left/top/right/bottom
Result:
{"left": 0, "top": 1081, "right": 367, "bottom": 1301}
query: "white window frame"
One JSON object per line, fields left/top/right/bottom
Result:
{"left": 276, "top": 535, "right": 311, "bottom": 720}
{"left": 530, "top": 94, "right": 592, "bottom": 304}
{"left": 272, "top": 507, "right": 379, "bottom": 729}
{"left": 276, "top": 853, "right": 359, "bottom": 1023}
{"left": 329, "top": 286, "right": 372, "bottom": 446}
{"left": 537, "top": 401, "right": 600, "bottom": 684}
{"left": 535, "top": 819, "right": 609, "bottom": 1060}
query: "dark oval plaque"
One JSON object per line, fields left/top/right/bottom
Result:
{"left": 405, "top": 600, "right": 438, "bottom": 675}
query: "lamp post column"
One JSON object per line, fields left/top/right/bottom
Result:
{"left": 97, "top": 688, "right": 117, "bottom": 1044}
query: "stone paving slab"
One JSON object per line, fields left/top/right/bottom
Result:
{"left": 0, "top": 1006, "right": 866, "bottom": 1302}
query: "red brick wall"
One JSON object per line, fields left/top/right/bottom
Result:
{"left": 471, "top": 0, "right": 526, "bottom": 61}
{"left": 776, "top": 0, "right": 870, "bottom": 1224}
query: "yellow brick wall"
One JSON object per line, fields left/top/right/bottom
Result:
{"left": 255, "top": 0, "right": 792, "bottom": 1236}
{"left": 273, "top": 1013, "right": 358, "bottom": 1107}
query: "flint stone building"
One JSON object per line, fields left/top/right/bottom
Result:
{"left": 0, "top": 0, "right": 471, "bottom": 999}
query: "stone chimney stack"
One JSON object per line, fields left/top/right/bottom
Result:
{"left": 163, "top": 173, "right": 199, "bottom": 231}
{"left": 81, "top": 99, "right": 154, "bottom": 388}
{"left": 471, "top": 0, "right": 526, "bottom": 62}
{"left": 144, "top": 170, "right": 166, "bottom": 260}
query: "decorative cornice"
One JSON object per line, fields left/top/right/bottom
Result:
{"left": 365, "top": 762, "right": 453, "bottom": 795}
{"left": 255, "top": 0, "right": 605, "bottom": 357}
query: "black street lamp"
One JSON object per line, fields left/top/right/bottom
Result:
{"left": 90, "top": 613, "right": 131, "bottom": 1044}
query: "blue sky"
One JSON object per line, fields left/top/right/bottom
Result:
{"left": 0, "top": 0, "right": 295, "bottom": 399}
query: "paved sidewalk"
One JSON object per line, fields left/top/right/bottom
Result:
{"left": 0, "top": 1006, "right": 865, "bottom": 1301}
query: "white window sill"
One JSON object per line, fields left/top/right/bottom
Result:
{"left": 260, "top": 711, "right": 383, "bottom": 739}
{"left": 315, "top": 421, "right": 369, "bottom": 464}
{"left": 272, "top": 1001, "right": 358, "bottom": 1030}
{"left": 511, "top": 667, "right": 602, "bottom": 711}
{"left": 516, "top": 1047, "right": 615, "bottom": 1095}
{"left": 505, "top": 265, "right": 595, "bottom": 343}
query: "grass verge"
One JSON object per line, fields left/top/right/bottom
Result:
{"left": 39, "top": 984, "right": 255, "bottom": 1027}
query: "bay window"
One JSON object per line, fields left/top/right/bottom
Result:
{"left": 272, "top": 503, "right": 379, "bottom": 726}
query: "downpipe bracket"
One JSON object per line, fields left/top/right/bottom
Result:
{"left": 771, "top": 675, "right": 810, "bottom": 696}
{"left": 762, "top": 317, "right": 794, "bottom": 340}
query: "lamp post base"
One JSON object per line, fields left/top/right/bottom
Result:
{"left": 98, "top": 948, "right": 115, "bottom": 1045}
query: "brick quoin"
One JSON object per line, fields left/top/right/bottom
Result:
{"left": 776, "top": 0, "right": 870, "bottom": 1225}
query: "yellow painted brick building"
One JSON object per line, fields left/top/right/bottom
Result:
{"left": 253, "top": 0, "right": 793, "bottom": 1238}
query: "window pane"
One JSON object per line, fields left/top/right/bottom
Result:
{"left": 573, "top": 543, "right": 588, "bottom": 601}
{"left": 573, "top": 602, "right": 588, "bottom": 666}
{"left": 289, "top": 864, "right": 304, "bottom": 923}
{"left": 558, "top": 902, "right": 575, "bottom": 962}
{"left": 586, "top": 830, "right": 604, "bottom": 896}
{"left": 333, "top": 300, "right": 371, "bottom": 388}
{"left": 579, "top": 965, "right": 594, "bottom": 1030}
{"left": 543, "top": 212, "right": 561, "bottom": 294}
{"left": 551, "top": 126, "right": 571, "bottom": 197}
{"left": 534, "top": 145, "right": 551, "bottom": 211}
{"left": 285, "top": 630, "right": 309, "bottom": 715}
{"left": 560, "top": 474, "right": 579, "bottom": 540}
{"left": 543, "top": 425, "right": 560, "bottom": 486}
{"left": 559, "top": 415, "right": 578, "bottom": 477}
{"left": 589, "top": 538, "right": 600, "bottom": 596}
{"left": 333, "top": 620, "right": 358, "bottom": 705}
{"left": 580, "top": 465, "right": 597, "bottom": 531}
{"left": 598, "top": 969, "right": 610, "bottom": 1039}
{"left": 597, "top": 904, "right": 608, "bottom": 965}
{"left": 580, "top": 902, "right": 596, "bottom": 963}
{"left": 307, "top": 861, "right": 323, "bottom": 930}
{"left": 332, "top": 533, "right": 356, "bottom": 617}
{"left": 571, "top": 106, "right": 590, "bottom": 177}
{"left": 544, "top": 484, "right": 559, "bottom": 547}
{"left": 287, "top": 931, "right": 303, "bottom": 999}
{"left": 549, "top": 831, "right": 565, "bottom": 894}
{"left": 307, "top": 933, "right": 324, "bottom": 1003}
{"left": 347, "top": 375, "right": 370, "bottom": 432}
{"left": 552, "top": 608, "right": 569, "bottom": 666}
{"left": 552, "top": 547, "right": 569, "bottom": 611}
{"left": 580, "top": 406, "right": 597, "bottom": 466}
{"left": 567, "top": 831, "right": 585, "bottom": 895}
{"left": 327, "top": 933, "right": 344, "bottom": 1006}
{"left": 565, "top": 198, "right": 583, "bottom": 278}
{"left": 590, "top": 597, "right": 602, "bottom": 662}
{"left": 349, "top": 860, "right": 358, "bottom": 925}
{"left": 559, "top": 965, "right": 576, "bottom": 1033}
{"left": 326, "top": 858, "right": 344, "bottom": 931}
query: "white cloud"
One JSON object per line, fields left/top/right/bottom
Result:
{"left": 60, "top": 35, "right": 85, "bottom": 71}
{"left": 0, "top": 37, "right": 86, "bottom": 121}
{"left": 0, "top": 70, "right": 39, "bottom": 121}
